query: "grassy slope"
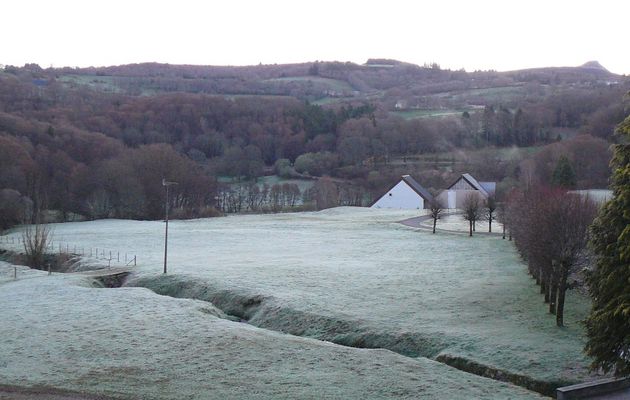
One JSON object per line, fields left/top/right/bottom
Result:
{"left": 0, "top": 263, "right": 544, "bottom": 399}
{"left": 1, "top": 208, "right": 594, "bottom": 392}
{"left": 391, "top": 109, "right": 470, "bottom": 120}
{"left": 264, "top": 76, "right": 355, "bottom": 92}
{"left": 57, "top": 74, "right": 121, "bottom": 93}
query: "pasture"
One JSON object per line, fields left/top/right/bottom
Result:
{"left": 0, "top": 207, "right": 594, "bottom": 397}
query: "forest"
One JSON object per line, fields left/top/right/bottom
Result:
{"left": 0, "top": 60, "right": 628, "bottom": 229}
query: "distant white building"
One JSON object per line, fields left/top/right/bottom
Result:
{"left": 568, "top": 189, "right": 613, "bottom": 206}
{"left": 370, "top": 175, "right": 434, "bottom": 209}
{"left": 437, "top": 173, "right": 496, "bottom": 209}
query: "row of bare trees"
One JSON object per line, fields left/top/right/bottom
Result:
{"left": 507, "top": 187, "right": 597, "bottom": 326}
{"left": 217, "top": 178, "right": 371, "bottom": 213}
{"left": 217, "top": 182, "right": 302, "bottom": 213}
{"left": 428, "top": 193, "right": 498, "bottom": 236}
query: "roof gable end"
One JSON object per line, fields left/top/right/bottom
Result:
{"left": 401, "top": 175, "right": 434, "bottom": 202}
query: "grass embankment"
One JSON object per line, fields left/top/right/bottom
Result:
{"left": 0, "top": 263, "right": 545, "bottom": 399}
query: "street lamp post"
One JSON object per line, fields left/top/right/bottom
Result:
{"left": 162, "top": 178, "right": 178, "bottom": 274}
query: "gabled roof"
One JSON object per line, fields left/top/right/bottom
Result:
{"left": 369, "top": 175, "right": 434, "bottom": 207}
{"left": 401, "top": 175, "right": 434, "bottom": 203}
{"left": 448, "top": 173, "right": 490, "bottom": 196}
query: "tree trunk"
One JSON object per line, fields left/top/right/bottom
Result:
{"left": 548, "top": 266, "right": 557, "bottom": 314}
{"left": 556, "top": 263, "right": 570, "bottom": 327}
{"left": 502, "top": 223, "right": 505, "bottom": 239}
{"left": 541, "top": 266, "right": 550, "bottom": 303}
{"left": 488, "top": 215, "right": 492, "bottom": 233}
{"left": 469, "top": 220, "right": 473, "bottom": 236}
{"left": 432, "top": 217, "right": 437, "bottom": 234}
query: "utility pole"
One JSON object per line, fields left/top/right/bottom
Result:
{"left": 162, "top": 178, "right": 178, "bottom": 274}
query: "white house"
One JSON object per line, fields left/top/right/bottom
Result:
{"left": 371, "top": 175, "right": 434, "bottom": 209}
{"left": 437, "top": 173, "right": 496, "bottom": 209}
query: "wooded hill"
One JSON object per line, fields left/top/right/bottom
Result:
{"left": 0, "top": 60, "right": 628, "bottom": 227}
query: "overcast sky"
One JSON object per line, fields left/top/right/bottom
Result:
{"left": 4, "top": 0, "right": 628, "bottom": 74}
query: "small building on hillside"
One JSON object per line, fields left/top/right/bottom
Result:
{"left": 437, "top": 173, "right": 496, "bottom": 209}
{"left": 370, "top": 175, "right": 434, "bottom": 209}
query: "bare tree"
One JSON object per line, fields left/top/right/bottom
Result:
{"left": 496, "top": 201, "right": 507, "bottom": 239}
{"left": 484, "top": 195, "right": 497, "bottom": 233}
{"left": 508, "top": 187, "right": 597, "bottom": 326}
{"left": 282, "top": 183, "right": 301, "bottom": 207}
{"left": 462, "top": 193, "right": 481, "bottom": 237}
{"left": 550, "top": 193, "right": 597, "bottom": 326}
{"left": 245, "top": 182, "right": 260, "bottom": 211}
{"left": 429, "top": 197, "right": 444, "bottom": 234}
{"left": 22, "top": 222, "right": 52, "bottom": 268}
{"left": 313, "top": 177, "right": 339, "bottom": 210}
{"left": 269, "top": 184, "right": 283, "bottom": 212}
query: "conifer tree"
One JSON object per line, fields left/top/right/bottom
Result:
{"left": 551, "top": 155, "right": 577, "bottom": 189}
{"left": 585, "top": 112, "right": 630, "bottom": 375}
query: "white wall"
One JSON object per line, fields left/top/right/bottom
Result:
{"left": 437, "top": 189, "right": 485, "bottom": 209}
{"left": 371, "top": 181, "right": 424, "bottom": 209}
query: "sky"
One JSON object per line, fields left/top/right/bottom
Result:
{"left": 4, "top": 0, "right": 629, "bottom": 74}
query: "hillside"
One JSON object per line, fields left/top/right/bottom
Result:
{"left": 0, "top": 60, "right": 628, "bottom": 224}
{"left": 48, "top": 59, "right": 624, "bottom": 105}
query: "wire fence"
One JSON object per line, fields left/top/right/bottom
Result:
{"left": 0, "top": 235, "right": 137, "bottom": 268}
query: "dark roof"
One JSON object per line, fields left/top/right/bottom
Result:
{"left": 401, "top": 175, "right": 434, "bottom": 202}
{"left": 369, "top": 174, "right": 434, "bottom": 207}
{"left": 447, "top": 173, "right": 491, "bottom": 197}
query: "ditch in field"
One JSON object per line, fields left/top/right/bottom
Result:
{"left": 1, "top": 209, "right": 595, "bottom": 398}
{"left": 125, "top": 273, "right": 572, "bottom": 397}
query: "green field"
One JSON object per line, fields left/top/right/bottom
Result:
{"left": 391, "top": 109, "right": 471, "bottom": 120}
{"left": 264, "top": 76, "right": 355, "bottom": 93}
{"left": 58, "top": 74, "right": 121, "bottom": 93}
{"left": 433, "top": 85, "right": 530, "bottom": 104}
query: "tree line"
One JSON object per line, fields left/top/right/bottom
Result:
{"left": 506, "top": 187, "right": 596, "bottom": 327}
{"left": 0, "top": 63, "right": 626, "bottom": 230}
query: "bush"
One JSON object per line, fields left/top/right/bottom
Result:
{"left": 22, "top": 223, "right": 51, "bottom": 268}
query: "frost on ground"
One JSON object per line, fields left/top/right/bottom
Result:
{"left": 1, "top": 207, "right": 592, "bottom": 393}
{"left": 418, "top": 213, "right": 504, "bottom": 234}
{"left": 0, "top": 267, "right": 543, "bottom": 400}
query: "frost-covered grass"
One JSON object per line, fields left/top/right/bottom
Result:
{"left": 0, "top": 265, "right": 544, "bottom": 399}
{"left": 569, "top": 189, "right": 612, "bottom": 204}
{"left": 1, "top": 207, "right": 593, "bottom": 391}
{"left": 391, "top": 109, "right": 469, "bottom": 120}
{"left": 420, "top": 213, "right": 504, "bottom": 235}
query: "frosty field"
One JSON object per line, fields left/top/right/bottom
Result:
{"left": 0, "top": 207, "right": 593, "bottom": 397}
{"left": 0, "top": 264, "right": 545, "bottom": 399}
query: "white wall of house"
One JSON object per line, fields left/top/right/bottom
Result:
{"left": 371, "top": 181, "right": 425, "bottom": 209}
{"left": 447, "top": 190, "right": 456, "bottom": 209}
{"left": 437, "top": 189, "right": 486, "bottom": 209}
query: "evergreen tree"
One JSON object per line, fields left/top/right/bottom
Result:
{"left": 551, "top": 155, "right": 577, "bottom": 189}
{"left": 585, "top": 112, "right": 630, "bottom": 375}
